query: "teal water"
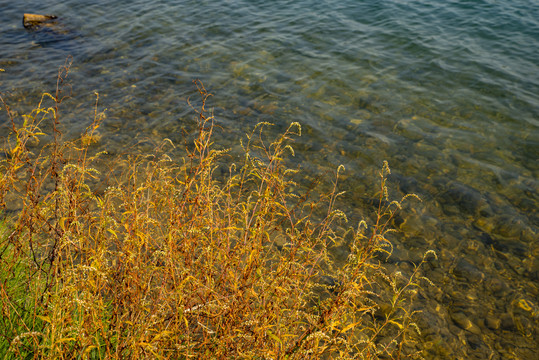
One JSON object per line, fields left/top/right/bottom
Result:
{"left": 1, "top": 0, "right": 538, "bottom": 358}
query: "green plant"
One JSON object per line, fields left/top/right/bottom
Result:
{"left": 0, "top": 63, "right": 433, "bottom": 359}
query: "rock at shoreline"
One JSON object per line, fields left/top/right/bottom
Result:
{"left": 23, "top": 13, "right": 58, "bottom": 30}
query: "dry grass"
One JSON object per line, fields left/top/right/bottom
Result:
{"left": 0, "top": 62, "right": 434, "bottom": 359}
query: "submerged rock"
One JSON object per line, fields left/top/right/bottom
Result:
{"left": 452, "top": 258, "right": 484, "bottom": 283}
{"left": 450, "top": 312, "right": 482, "bottom": 335}
{"left": 500, "top": 313, "right": 516, "bottom": 331}
{"left": 493, "top": 214, "right": 531, "bottom": 240}
{"left": 437, "top": 181, "right": 492, "bottom": 217}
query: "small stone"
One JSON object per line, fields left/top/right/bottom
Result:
{"left": 494, "top": 214, "right": 527, "bottom": 239}
{"left": 500, "top": 313, "right": 516, "bottom": 331}
{"left": 486, "top": 277, "right": 509, "bottom": 296}
{"left": 427, "top": 268, "right": 445, "bottom": 284}
{"left": 450, "top": 312, "right": 481, "bottom": 335}
{"left": 375, "top": 302, "right": 393, "bottom": 319}
{"left": 485, "top": 316, "right": 500, "bottom": 330}
{"left": 453, "top": 258, "right": 484, "bottom": 283}
{"left": 393, "top": 119, "right": 424, "bottom": 141}
{"left": 387, "top": 246, "right": 408, "bottom": 264}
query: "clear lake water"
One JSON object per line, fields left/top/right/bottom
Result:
{"left": 1, "top": 1, "right": 538, "bottom": 358}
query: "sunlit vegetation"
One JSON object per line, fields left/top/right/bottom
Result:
{"left": 0, "top": 62, "right": 434, "bottom": 359}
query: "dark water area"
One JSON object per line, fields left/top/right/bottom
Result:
{"left": 1, "top": 0, "right": 538, "bottom": 358}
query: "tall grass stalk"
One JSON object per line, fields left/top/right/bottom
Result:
{"left": 0, "top": 63, "right": 434, "bottom": 359}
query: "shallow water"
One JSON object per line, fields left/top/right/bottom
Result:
{"left": 1, "top": 0, "right": 538, "bottom": 358}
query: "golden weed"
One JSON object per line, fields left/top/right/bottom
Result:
{"left": 0, "top": 63, "right": 433, "bottom": 359}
